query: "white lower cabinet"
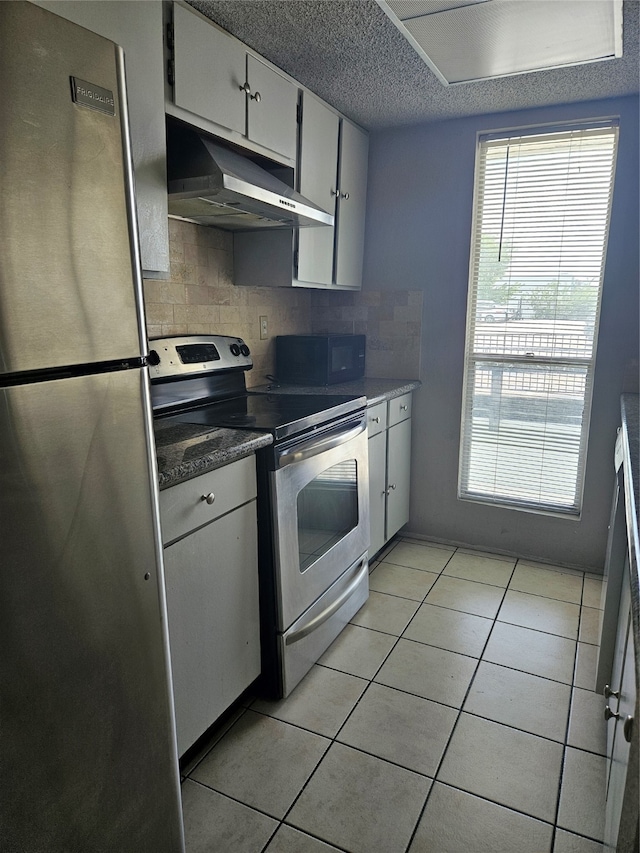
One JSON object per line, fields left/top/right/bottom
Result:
{"left": 386, "top": 418, "right": 412, "bottom": 542}
{"left": 159, "top": 457, "right": 260, "bottom": 757}
{"left": 603, "top": 556, "right": 637, "bottom": 851}
{"left": 367, "top": 394, "right": 413, "bottom": 558}
{"left": 598, "top": 415, "right": 638, "bottom": 852}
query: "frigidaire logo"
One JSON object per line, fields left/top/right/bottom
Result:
{"left": 77, "top": 85, "right": 113, "bottom": 107}
{"left": 70, "top": 76, "right": 116, "bottom": 116}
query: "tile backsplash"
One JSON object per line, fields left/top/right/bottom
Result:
{"left": 309, "top": 289, "right": 423, "bottom": 380}
{"left": 143, "top": 220, "right": 422, "bottom": 385}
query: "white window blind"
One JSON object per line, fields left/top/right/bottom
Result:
{"left": 459, "top": 122, "right": 618, "bottom": 515}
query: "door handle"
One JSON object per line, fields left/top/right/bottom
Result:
{"left": 285, "top": 559, "right": 368, "bottom": 645}
{"left": 276, "top": 419, "right": 366, "bottom": 468}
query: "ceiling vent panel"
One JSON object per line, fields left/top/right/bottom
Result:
{"left": 379, "top": 0, "right": 623, "bottom": 85}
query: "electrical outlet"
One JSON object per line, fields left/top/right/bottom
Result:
{"left": 259, "top": 315, "right": 268, "bottom": 340}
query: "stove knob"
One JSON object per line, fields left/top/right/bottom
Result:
{"left": 147, "top": 350, "right": 160, "bottom": 366}
{"left": 240, "top": 344, "right": 251, "bottom": 357}
{"left": 229, "top": 343, "right": 241, "bottom": 356}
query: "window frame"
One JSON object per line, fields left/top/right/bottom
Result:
{"left": 458, "top": 119, "right": 619, "bottom": 517}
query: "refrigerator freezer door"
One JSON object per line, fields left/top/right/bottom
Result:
{"left": 0, "top": 369, "right": 184, "bottom": 851}
{"left": 0, "top": 3, "right": 146, "bottom": 374}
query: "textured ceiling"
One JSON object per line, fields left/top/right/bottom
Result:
{"left": 186, "top": 0, "right": 639, "bottom": 130}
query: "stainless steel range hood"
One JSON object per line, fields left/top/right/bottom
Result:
{"left": 167, "top": 127, "right": 334, "bottom": 231}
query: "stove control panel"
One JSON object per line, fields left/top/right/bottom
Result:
{"left": 147, "top": 335, "right": 252, "bottom": 380}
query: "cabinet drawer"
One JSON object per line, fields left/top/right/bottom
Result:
{"left": 388, "top": 393, "right": 412, "bottom": 427}
{"left": 159, "top": 455, "right": 257, "bottom": 545}
{"left": 367, "top": 402, "right": 387, "bottom": 437}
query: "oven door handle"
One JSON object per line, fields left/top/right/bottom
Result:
{"left": 276, "top": 419, "right": 366, "bottom": 468}
{"left": 285, "top": 558, "right": 368, "bottom": 646}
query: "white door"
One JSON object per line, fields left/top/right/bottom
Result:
{"left": 335, "top": 119, "right": 369, "bottom": 289}
{"left": 297, "top": 94, "right": 339, "bottom": 285}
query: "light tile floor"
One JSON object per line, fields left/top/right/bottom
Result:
{"left": 180, "top": 537, "right": 607, "bottom": 853}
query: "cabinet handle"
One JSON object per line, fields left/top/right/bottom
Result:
{"left": 604, "top": 705, "right": 621, "bottom": 721}
{"left": 201, "top": 493, "right": 215, "bottom": 505}
{"left": 239, "top": 82, "right": 261, "bottom": 101}
{"left": 385, "top": 484, "right": 397, "bottom": 495}
{"left": 623, "top": 715, "right": 634, "bottom": 743}
{"left": 400, "top": 404, "right": 408, "bottom": 411}
{"left": 331, "top": 188, "right": 340, "bottom": 197}
{"left": 340, "top": 191, "right": 350, "bottom": 200}
{"left": 604, "top": 684, "right": 620, "bottom": 699}
{"left": 371, "top": 416, "right": 380, "bottom": 424}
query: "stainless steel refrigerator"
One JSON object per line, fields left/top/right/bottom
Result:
{"left": 0, "top": 4, "right": 185, "bottom": 850}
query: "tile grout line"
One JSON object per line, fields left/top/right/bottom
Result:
{"left": 402, "top": 553, "right": 519, "bottom": 853}
{"left": 550, "top": 570, "right": 589, "bottom": 852}
{"left": 254, "top": 541, "right": 433, "bottom": 851}
{"left": 554, "top": 573, "right": 606, "bottom": 845}
{"left": 268, "top": 540, "right": 461, "bottom": 852}
{"left": 255, "top": 540, "right": 455, "bottom": 853}
{"left": 182, "top": 539, "right": 605, "bottom": 852}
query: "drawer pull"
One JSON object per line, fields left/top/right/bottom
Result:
{"left": 604, "top": 705, "right": 621, "bottom": 721}
{"left": 624, "top": 715, "right": 634, "bottom": 743}
{"left": 604, "top": 684, "right": 620, "bottom": 699}
{"left": 201, "top": 493, "right": 215, "bottom": 505}
{"left": 400, "top": 404, "right": 408, "bottom": 411}
{"left": 371, "top": 416, "right": 380, "bottom": 424}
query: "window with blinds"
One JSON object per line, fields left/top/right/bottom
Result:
{"left": 459, "top": 122, "right": 618, "bottom": 515}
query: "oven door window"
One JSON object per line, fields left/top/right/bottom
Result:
{"left": 296, "top": 459, "right": 358, "bottom": 573}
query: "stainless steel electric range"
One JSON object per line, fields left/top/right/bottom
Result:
{"left": 150, "top": 335, "right": 370, "bottom": 698}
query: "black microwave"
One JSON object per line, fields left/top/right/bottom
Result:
{"left": 275, "top": 334, "right": 366, "bottom": 385}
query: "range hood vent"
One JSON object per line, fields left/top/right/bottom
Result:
{"left": 167, "top": 125, "right": 334, "bottom": 231}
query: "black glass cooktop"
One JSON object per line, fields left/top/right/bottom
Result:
{"left": 173, "top": 392, "right": 366, "bottom": 441}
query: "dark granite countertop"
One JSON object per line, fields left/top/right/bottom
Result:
{"left": 154, "top": 419, "right": 272, "bottom": 490}
{"left": 254, "top": 377, "right": 421, "bottom": 406}
{"left": 154, "top": 379, "right": 419, "bottom": 489}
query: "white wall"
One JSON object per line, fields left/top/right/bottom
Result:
{"left": 363, "top": 96, "right": 639, "bottom": 571}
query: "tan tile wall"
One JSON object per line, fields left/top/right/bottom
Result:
{"left": 143, "top": 220, "right": 312, "bottom": 386}
{"left": 143, "top": 219, "right": 422, "bottom": 384}
{"left": 310, "top": 289, "right": 423, "bottom": 380}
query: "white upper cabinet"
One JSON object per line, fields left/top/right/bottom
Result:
{"left": 170, "top": 3, "right": 298, "bottom": 165}
{"left": 297, "top": 95, "right": 340, "bottom": 286}
{"left": 168, "top": 2, "right": 369, "bottom": 291}
{"left": 35, "top": 0, "right": 170, "bottom": 276}
{"left": 335, "top": 119, "right": 369, "bottom": 289}
{"left": 296, "top": 99, "right": 369, "bottom": 290}
{"left": 245, "top": 55, "right": 298, "bottom": 162}
{"left": 172, "top": 2, "right": 245, "bottom": 136}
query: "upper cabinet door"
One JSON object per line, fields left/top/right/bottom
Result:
{"left": 173, "top": 3, "right": 245, "bottom": 135}
{"left": 246, "top": 55, "right": 298, "bottom": 161}
{"left": 297, "top": 95, "right": 339, "bottom": 286}
{"left": 35, "top": 0, "right": 170, "bottom": 276}
{"left": 335, "top": 120, "right": 369, "bottom": 289}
